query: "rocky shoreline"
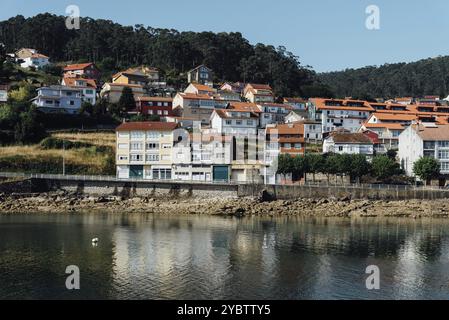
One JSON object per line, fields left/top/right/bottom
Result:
{"left": 1, "top": 191, "right": 449, "bottom": 218}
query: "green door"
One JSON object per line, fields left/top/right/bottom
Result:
{"left": 129, "top": 165, "right": 144, "bottom": 179}
{"left": 213, "top": 166, "right": 229, "bottom": 182}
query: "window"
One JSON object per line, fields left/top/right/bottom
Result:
{"left": 162, "top": 144, "right": 172, "bottom": 149}
{"left": 85, "top": 90, "right": 94, "bottom": 94}
{"left": 69, "top": 101, "right": 75, "bottom": 106}
{"left": 131, "top": 131, "right": 144, "bottom": 139}
{"left": 236, "top": 120, "right": 242, "bottom": 125}
{"left": 294, "top": 143, "right": 302, "bottom": 149}
{"left": 118, "top": 155, "right": 128, "bottom": 161}
{"left": 130, "top": 142, "right": 143, "bottom": 150}
{"left": 157, "top": 102, "right": 162, "bottom": 106}
{"left": 130, "top": 154, "right": 143, "bottom": 161}
{"left": 439, "top": 150, "right": 449, "bottom": 160}
{"left": 226, "top": 120, "right": 232, "bottom": 125}
{"left": 441, "top": 162, "right": 449, "bottom": 171}
{"left": 163, "top": 110, "right": 168, "bottom": 115}
{"left": 146, "top": 142, "right": 159, "bottom": 150}
{"left": 338, "top": 146, "right": 343, "bottom": 152}
{"left": 247, "top": 120, "right": 254, "bottom": 125}
{"left": 152, "top": 169, "right": 172, "bottom": 180}
{"left": 118, "top": 143, "right": 128, "bottom": 150}
{"left": 163, "top": 102, "right": 169, "bottom": 107}
{"left": 118, "top": 132, "right": 129, "bottom": 138}
{"left": 147, "top": 131, "right": 160, "bottom": 139}
{"left": 284, "top": 143, "right": 291, "bottom": 149}
{"left": 146, "top": 154, "right": 159, "bottom": 162}
{"left": 45, "top": 100, "right": 54, "bottom": 105}
{"left": 439, "top": 141, "right": 449, "bottom": 148}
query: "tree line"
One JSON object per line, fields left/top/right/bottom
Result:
{"left": 0, "top": 13, "right": 333, "bottom": 97}
{"left": 319, "top": 56, "right": 449, "bottom": 100}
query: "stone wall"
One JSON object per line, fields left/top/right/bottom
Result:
{"left": 238, "top": 184, "right": 449, "bottom": 201}
{"left": 30, "top": 178, "right": 238, "bottom": 199}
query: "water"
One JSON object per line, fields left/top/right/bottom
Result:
{"left": 1, "top": 213, "right": 449, "bottom": 300}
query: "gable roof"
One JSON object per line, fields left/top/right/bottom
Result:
{"left": 227, "top": 102, "right": 261, "bottom": 113}
{"left": 190, "top": 83, "right": 215, "bottom": 92}
{"left": 64, "top": 63, "right": 94, "bottom": 71}
{"left": 329, "top": 132, "right": 373, "bottom": 144}
{"left": 412, "top": 124, "right": 449, "bottom": 141}
{"left": 63, "top": 77, "right": 97, "bottom": 88}
{"left": 116, "top": 121, "right": 179, "bottom": 132}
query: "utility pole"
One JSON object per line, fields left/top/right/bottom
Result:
{"left": 62, "top": 140, "right": 66, "bottom": 176}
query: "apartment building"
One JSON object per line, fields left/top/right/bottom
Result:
{"left": 399, "top": 123, "right": 449, "bottom": 177}
{"left": 359, "top": 122, "right": 404, "bottom": 150}
{"left": 116, "top": 122, "right": 179, "bottom": 180}
{"left": 308, "top": 98, "right": 375, "bottom": 134}
{"left": 33, "top": 85, "right": 82, "bottom": 114}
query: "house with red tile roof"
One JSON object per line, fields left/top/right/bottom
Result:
{"left": 243, "top": 83, "right": 274, "bottom": 103}
{"left": 63, "top": 63, "right": 100, "bottom": 80}
{"left": 323, "top": 131, "right": 374, "bottom": 156}
{"left": 62, "top": 77, "right": 98, "bottom": 105}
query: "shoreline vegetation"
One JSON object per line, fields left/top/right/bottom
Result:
{"left": 1, "top": 190, "right": 449, "bottom": 218}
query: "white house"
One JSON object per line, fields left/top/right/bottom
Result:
{"left": 210, "top": 108, "right": 259, "bottom": 136}
{"left": 20, "top": 53, "right": 50, "bottom": 69}
{"left": 184, "top": 83, "right": 216, "bottom": 95}
{"left": 33, "top": 85, "right": 83, "bottom": 114}
{"left": 398, "top": 123, "right": 449, "bottom": 177}
{"left": 62, "top": 77, "right": 97, "bottom": 105}
{"left": 0, "top": 84, "right": 9, "bottom": 103}
{"left": 323, "top": 131, "right": 374, "bottom": 156}
{"left": 257, "top": 103, "right": 293, "bottom": 128}
{"left": 243, "top": 83, "right": 274, "bottom": 103}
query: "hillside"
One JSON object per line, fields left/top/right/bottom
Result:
{"left": 0, "top": 14, "right": 330, "bottom": 97}
{"left": 319, "top": 56, "right": 449, "bottom": 99}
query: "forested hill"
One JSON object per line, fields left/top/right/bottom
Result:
{"left": 319, "top": 56, "right": 449, "bottom": 100}
{"left": 0, "top": 13, "right": 332, "bottom": 97}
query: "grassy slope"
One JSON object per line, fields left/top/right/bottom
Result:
{"left": 0, "top": 132, "right": 116, "bottom": 175}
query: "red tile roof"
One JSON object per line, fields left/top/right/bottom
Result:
{"left": 64, "top": 63, "right": 94, "bottom": 71}
{"left": 63, "top": 77, "right": 97, "bottom": 88}
{"left": 116, "top": 122, "right": 179, "bottom": 132}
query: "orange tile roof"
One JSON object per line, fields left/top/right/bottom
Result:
{"left": 179, "top": 93, "right": 213, "bottom": 100}
{"left": 227, "top": 102, "right": 261, "bottom": 113}
{"left": 363, "top": 123, "right": 405, "bottom": 130}
{"left": 64, "top": 63, "right": 94, "bottom": 71}
{"left": 214, "top": 109, "right": 259, "bottom": 119}
{"left": 330, "top": 132, "right": 373, "bottom": 144}
{"left": 267, "top": 123, "right": 304, "bottom": 135}
{"left": 247, "top": 83, "right": 272, "bottom": 90}
{"left": 31, "top": 53, "right": 49, "bottom": 59}
{"left": 116, "top": 121, "right": 178, "bottom": 131}
{"left": 63, "top": 77, "right": 97, "bottom": 88}
{"left": 310, "top": 98, "right": 375, "bottom": 112}
{"left": 412, "top": 124, "right": 449, "bottom": 141}
{"left": 372, "top": 112, "right": 417, "bottom": 121}
{"left": 191, "top": 83, "right": 215, "bottom": 92}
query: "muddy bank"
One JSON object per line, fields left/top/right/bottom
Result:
{"left": 1, "top": 191, "right": 449, "bottom": 218}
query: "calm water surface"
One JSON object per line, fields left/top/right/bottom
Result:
{"left": 1, "top": 213, "right": 449, "bottom": 300}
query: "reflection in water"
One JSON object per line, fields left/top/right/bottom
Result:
{"left": 1, "top": 214, "right": 449, "bottom": 299}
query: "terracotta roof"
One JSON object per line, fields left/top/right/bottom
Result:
{"left": 363, "top": 123, "right": 405, "bottom": 130}
{"left": 329, "top": 132, "right": 373, "bottom": 144}
{"left": 116, "top": 122, "right": 178, "bottom": 132}
{"left": 107, "top": 83, "right": 144, "bottom": 88}
{"left": 31, "top": 53, "right": 49, "bottom": 59}
{"left": 178, "top": 93, "right": 213, "bottom": 100}
{"left": 214, "top": 109, "right": 259, "bottom": 119}
{"left": 247, "top": 83, "right": 272, "bottom": 90}
{"left": 372, "top": 112, "right": 417, "bottom": 121}
{"left": 283, "top": 97, "right": 306, "bottom": 104}
{"left": 190, "top": 83, "right": 215, "bottom": 92}
{"left": 310, "top": 98, "right": 374, "bottom": 112}
{"left": 227, "top": 102, "right": 261, "bottom": 113}
{"left": 413, "top": 124, "right": 449, "bottom": 141}
{"left": 63, "top": 77, "right": 97, "bottom": 88}
{"left": 64, "top": 63, "right": 94, "bottom": 71}
{"left": 267, "top": 123, "right": 304, "bottom": 135}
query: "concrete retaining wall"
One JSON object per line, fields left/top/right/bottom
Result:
{"left": 30, "top": 178, "right": 238, "bottom": 199}
{"left": 238, "top": 184, "right": 449, "bottom": 201}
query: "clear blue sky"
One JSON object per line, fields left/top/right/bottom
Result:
{"left": 2, "top": 0, "right": 448, "bottom": 72}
